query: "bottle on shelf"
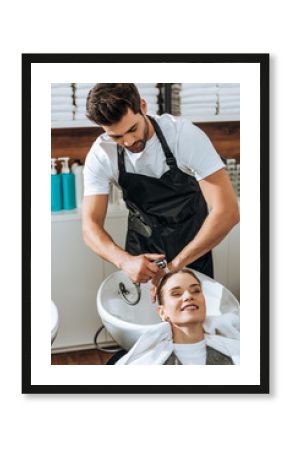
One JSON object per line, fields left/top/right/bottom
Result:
{"left": 71, "top": 159, "right": 84, "bottom": 209}
{"left": 51, "top": 158, "right": 63, "bottom": 212}
{"left": 59, "top": 157, "right": 76, "bottom": 210}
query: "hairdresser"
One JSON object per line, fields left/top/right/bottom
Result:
{"left": 82, "top": 84, "right": 239, "bottom": 300}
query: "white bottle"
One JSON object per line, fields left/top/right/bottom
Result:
{"left": 71, "top": 160, "right": 84, "bottom": 209}
{"left": 58, "top": 157, "right": 76, "bottom": 210}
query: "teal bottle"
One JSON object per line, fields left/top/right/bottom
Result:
{"left": 51, "top": 159, "right": 63, "bottom": 211}
{"left": 59, "top": 157, "right": 76, "bottom": 210}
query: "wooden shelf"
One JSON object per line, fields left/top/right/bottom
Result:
{"left": 51, "top": 126, "right": 104, "bottom": 163}
{"left": 189, "top": 115, "right": 239, "bottom": 123}
{"left": 196, "top": 121, "right": 240, "bottom": 160}
{"left": 51, "top": 115, "right": 240, "bottom": 129}
{"left": 51, "top": 120, "right": 98, "bottom": 129}
{"left": 51, "top": 120, "right": 240, "bottom": 162}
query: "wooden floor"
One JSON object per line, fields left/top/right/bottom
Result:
{"left": 51, "top": 348, "right": 113, "bottom": 365}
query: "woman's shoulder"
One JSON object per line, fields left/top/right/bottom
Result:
{"left": 206, "top": 346, "right": 234, "bottom": 365}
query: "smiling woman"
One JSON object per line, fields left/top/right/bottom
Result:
{"left": 116, "top": 268, "right": 240, "bottom": 365}
{"left": 156, "top": 269, "right": 206, "bottom": 345}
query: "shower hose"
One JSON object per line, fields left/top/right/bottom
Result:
{"left": 94, "top": 259, "right": 167, "bottom": 353}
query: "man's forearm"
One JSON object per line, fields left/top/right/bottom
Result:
{"left": 83, "top": 221, "right": 129, "bottom": 269}
{"left": 83, "top": 221, "right": 165, "bottom": 284}
{"left": 170, "top": 207, "right": 240, "bottom": 270}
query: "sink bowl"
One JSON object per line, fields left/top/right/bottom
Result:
{"left": 51, "top": 300, "right": 59, "bottom": 344}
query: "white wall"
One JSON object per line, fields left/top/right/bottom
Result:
{"left": 5, "top": 2, "right": 286, "bottom": 450}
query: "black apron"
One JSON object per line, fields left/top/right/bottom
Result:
{"left": 117, "top": 115, "right": 213, "bottom": 277}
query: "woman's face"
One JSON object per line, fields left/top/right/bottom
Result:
{"left": 157, "top": 272, "right": 206, "bottom": 326}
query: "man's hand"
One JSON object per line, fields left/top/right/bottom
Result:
{"left": 150, "top": 270, "right": 166, "bottom": 303}
{"left": 120, "top": 253, "right": 165, "bottom": 284}
{"left": 150, "top": 260, "right": 181, "bottom": 303}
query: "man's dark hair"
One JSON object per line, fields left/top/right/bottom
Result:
{"left": 86, "top": 83, "right": 141, "bottom": 125}
{"left": 157, "top": 269, "right": 202, "bottom": 305}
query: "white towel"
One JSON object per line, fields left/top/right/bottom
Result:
{"left": 51, "top": 83, "right": 72, "bottom": 89}
{"left": 138, "top": 87, "right": 159, "bottom": 96}
{"left": 75, "top": 98, "right": 89, "bottom": 106}
{"left": 51, "top": 87, "right": 72, "bottom": 97}
{"left": 75, "top": 83, "right": 156, "bottom": 88}
{"left": 73, "top": 105, "right": 158, "bottom": 113}
{"left": 51, "top": 96, "right": 73, "bottom": 106}
{"left": 74, "top": 111, "right": 88, "bottom": 121}
{"left": 51, "top": 112, "right": 73, "bottom": 121}
{"left": 75, "top": 83, "right": 96, "bottom": 90}
{"left": 219, "top": 102, "right": 240, "bottom": 110}
{"left": 75, "top": 91, "right": 90, "bottom": 99}
{"left": 219, "top": 95, "right": 240, "bottom": 104}
{"left": 203, "top": 312, "right": 240, "bottom": 339}
{"left": 74, "top": 110, "right": 88, "bottom": 118}
{"left": 182, "top": 114, "right": 217, "bottom": 120}
{"left": 181, "top": 102, "right": 216, "bottom": 109}
{"left": 75, "top": 88, "right": 89, "bottom": 94}
{"left": 75, "top": 95, "right": 87, "bottom": 105}
{"left": 136, "top": 83, "right": 156, "bottom": 88}
{"left": 75, "top": 105, "right": 89, "bottom": 112}
{"left": 181, "top": 94, "right": 218, "bottom": 104}
{"left": 146, "top": 101, "right": 159, "bottom": 106}
{"left": 75, "top": 105, "right": 159, "bottom": 115}
{"left": 218, "top": 87, "right": 240, "bottom": 96}
{"left": 219, "top": 102, "right": 240, "bottom": 109}
{"left": 140, "top": 95, "right": 158, "bottom": 103}
{"left": 146, "top": 103, "right": 159, "bottom": 109}
{"left": 181, "top": 88, "right": 218, "bottom": 98}
{"left": 181, "top": 83, "right": 217, "bottom": 90}
{"left": 147, "top": 108, "right": 159, "bottom": 115}
{"left": 117, "top": 313, "right": 240, "bottom": 365}
{"left": 51, "top": 104, "right": 73, "bottom": 113}
{"left": 218, "top": 108, "right": 240, "bottom": 115}
{"left": 180, "top": 107, "right": 217, "bottom": 115}
{"left": 181, "top": 104, "right": 217, "bottom": 111}
{"left": 180, "top": 94, "right": 217, "bottom": 104}
{"left": 116, "top": 322, "right": 174, "bottom": 365}
{"left": 218, "top": 83, "right": 240, "bottom": 88}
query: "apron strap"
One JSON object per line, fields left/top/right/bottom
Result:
{"left": 117, "top": 144, "right": 126, "bottom": 173}
{"left": 117, "top": 115, "right": 178, "bottom": 172}
{"left": 147, "top": 115, "right": 178, "bottom": 168}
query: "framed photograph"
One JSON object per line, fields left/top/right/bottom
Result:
{"left": 22, "top": 53, "right": 269, "bottom": 394}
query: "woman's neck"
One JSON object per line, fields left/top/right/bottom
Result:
{"left": 171, "top": 323, "right": 205, "bottom": 344}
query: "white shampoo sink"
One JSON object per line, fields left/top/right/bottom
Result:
{"left": 51, "top": 300, "right": 59, "bottom": 344}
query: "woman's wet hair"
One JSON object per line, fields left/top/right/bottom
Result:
{"left": 157, "top": 269, "right": 201, "bottom": 305}
{"left": 86, "top": 83, "right": 141, "bottom": 126}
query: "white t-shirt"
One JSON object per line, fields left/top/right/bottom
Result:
{"left": 84, "top": 114, "right": 225, "bottom": 196}
{"left": 173, "top": 339, "right": 207, "bottom": 365}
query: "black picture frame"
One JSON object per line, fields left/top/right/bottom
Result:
{"left": 22, "top": 53, "right": 269, "bottom": 394}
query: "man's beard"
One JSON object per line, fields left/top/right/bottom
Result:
{"left": 125, "top": 115, "right": 149, "bottom": 153}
